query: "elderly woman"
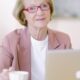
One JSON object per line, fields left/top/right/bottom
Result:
{"left": 0, "top": 0, "right": 71, "bottom": 80}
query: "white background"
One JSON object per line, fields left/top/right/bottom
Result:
{"left": 0, "top": 0, "right": 23, "bottom": 40}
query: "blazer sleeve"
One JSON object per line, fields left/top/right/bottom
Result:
{"left": 0, "top": 36, "right": 13, "bottom": 72}
{"left": 0, "top": 29, "right": 22, "bottom": 72}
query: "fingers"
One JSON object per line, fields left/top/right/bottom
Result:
{"left": 9, "top": 67, "right": 15, "bottom": 72}
{"left": 0, "top": 67, "right": 15, "bottom": 80}
{"left": 1, "top": 69, "right": 8, "bottom": 75}
{"left": 0, "top": 69, "right": 9, "bottom": 80}
{"left": 0, "top": 67, "right": 15, "bottom": 75}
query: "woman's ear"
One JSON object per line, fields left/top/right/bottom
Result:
{"left": 22, "top": 10, "right": 28, "bottom": 25}
{"left": 23, "top": 10, "right": 26, "bottom": 16}
{"left": 22, "top": 10, "right": 28, "bottom": 19}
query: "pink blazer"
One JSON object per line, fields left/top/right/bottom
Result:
{"left": 0, "top": 28, "right": 71, "bottom": 80}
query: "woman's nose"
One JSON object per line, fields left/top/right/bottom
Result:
{"left": 36, "top": 7, "right": 44, "bottom": 15}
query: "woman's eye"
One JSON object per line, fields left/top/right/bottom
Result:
{"left": 29, "top": 7, "right": 36, "bottom": 10}
{"left": 42, "top": 4, "right": 48, "bottom": 8}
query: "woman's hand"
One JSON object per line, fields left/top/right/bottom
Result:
{"left": 0, "top": 67, "right": 14, "bottom": 80}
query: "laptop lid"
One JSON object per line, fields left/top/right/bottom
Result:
{"left": 46, "top": 50, "right": 80, "bottom": 80}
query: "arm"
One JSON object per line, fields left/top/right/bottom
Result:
{"left": 0, "top": 36, "right": 13, "bottom": 72}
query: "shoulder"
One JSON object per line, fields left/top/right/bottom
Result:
{"left": 5, "top": 28, "right": 25, "bottom": 38}
{"left": 54, "top": 30, "right": 70, "bottom": 42}
{"left": 0, "top": 28, "right": 28, "bottom": 56}
{"left": 49, "top": 29, "right": 70, "bottom": 41}
{"left": 55, "top": 31, "right": 72, "bottom": 48}
{"left": 48, "top": 29, "right": 72, "bottom": 48}
{"left": 1, "top": 28, "right": 27, "bottom": 49}
{"left": 4, "top": 28, "right": 27, "bottom": 40}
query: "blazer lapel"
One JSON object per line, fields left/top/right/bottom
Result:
{"left": 48, "top": 29, "right": 60, "bottom": 49}
{"left": 17, "top": 28, "right": 31, "bottom": 74}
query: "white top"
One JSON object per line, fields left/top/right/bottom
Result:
{"left": 31, "top": 36, "right": 48, "bottom": 80}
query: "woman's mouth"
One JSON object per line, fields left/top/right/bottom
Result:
{"left": 36, "top": 18, "right": 45, "bottom": 21}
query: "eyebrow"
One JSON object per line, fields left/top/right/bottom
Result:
{"left": 27, "top": 1, "right": 48, "bottom": 7}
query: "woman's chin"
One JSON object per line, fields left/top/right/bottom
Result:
{"left": 35, "top": 24, "right": 47, "bottom": 29}
{"left": 34, "top": 22, "right": 48, "bottom": 28}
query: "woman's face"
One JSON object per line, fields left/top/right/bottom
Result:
{"left": 23, "top": 0, "right": 51, "bottom": 28}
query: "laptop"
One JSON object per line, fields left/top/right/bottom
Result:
{"left": 46, "top": 49, "right": 80, "bottom": 80}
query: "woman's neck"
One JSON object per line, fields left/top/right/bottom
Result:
{"left": 28, "top": 26, "right": 48, "bottom": 40}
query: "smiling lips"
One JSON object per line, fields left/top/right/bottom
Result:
{"left": 36, "top": 18, "right": 45, "bottom": 21}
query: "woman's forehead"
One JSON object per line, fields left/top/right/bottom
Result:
{"left": 23, "top": 0, "right": 49, "bottom": 6}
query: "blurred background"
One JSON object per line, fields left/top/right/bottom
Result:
{"left": 54, "top": 0, "right": 80, "bottom": 17}
{"left": 0, "top": 0, "right": 80, "bottom": 49}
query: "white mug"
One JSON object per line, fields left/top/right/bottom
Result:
{"left": 9, "top": 71, "right": 29, "bottom": 80}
